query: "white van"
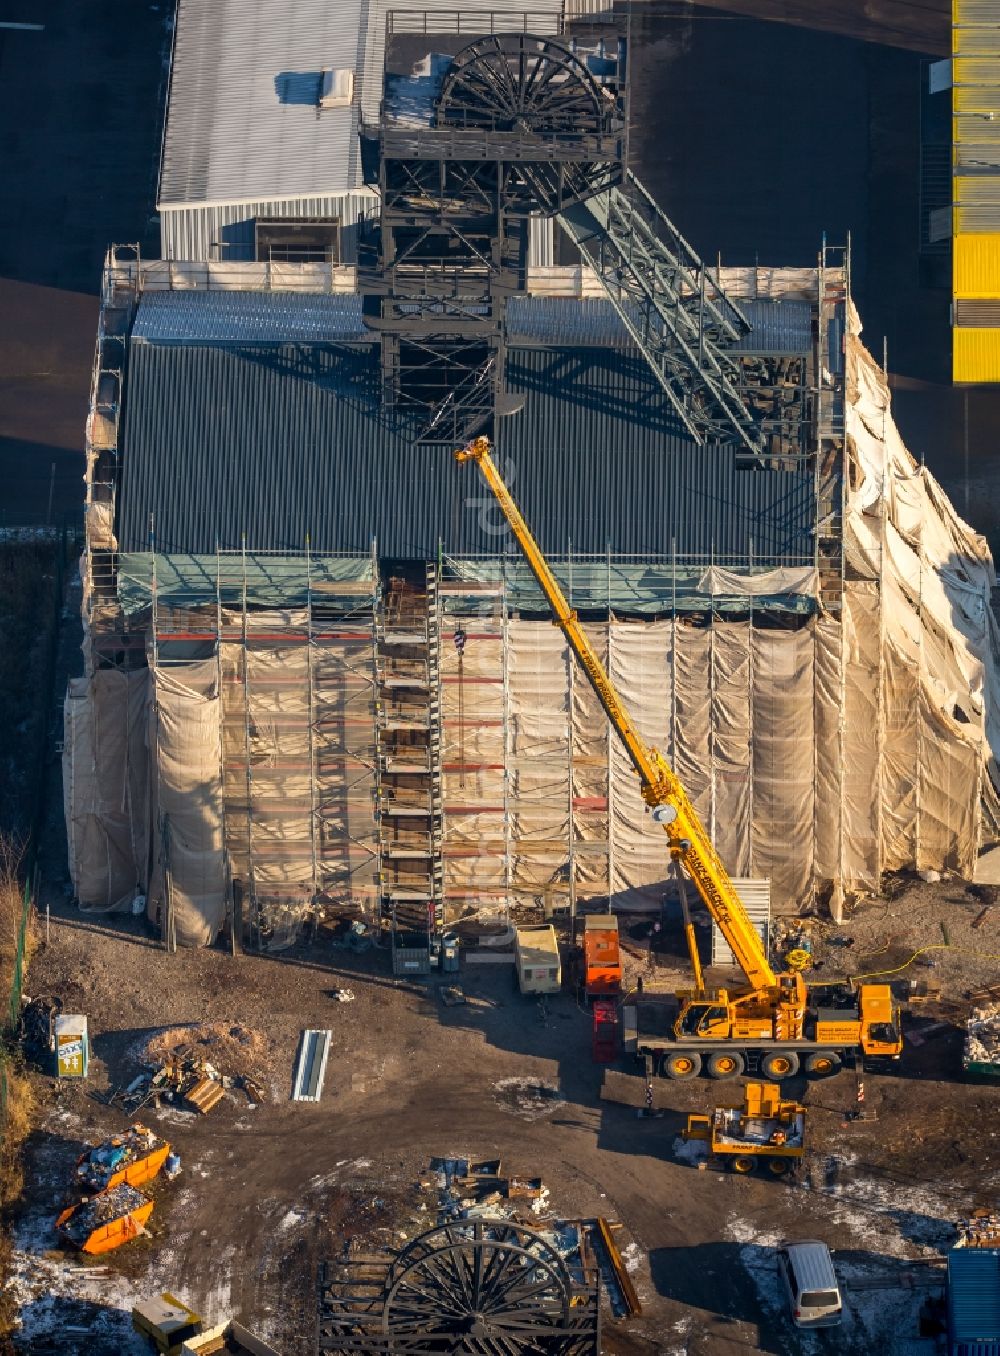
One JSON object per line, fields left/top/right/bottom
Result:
{"left": 777, "top": 1241, "right": 843, "bottom": 1329}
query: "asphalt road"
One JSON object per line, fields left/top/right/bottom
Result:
{"left": 0, "top": 0, "right": 167, "bottom": 526}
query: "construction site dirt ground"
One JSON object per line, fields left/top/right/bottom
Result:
{"left": 11, "top": 875, "right": 1000, "bottom": 1356}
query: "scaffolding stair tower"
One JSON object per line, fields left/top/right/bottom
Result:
{"left": 375, "top": 566, "right": 444, "bottom": 972}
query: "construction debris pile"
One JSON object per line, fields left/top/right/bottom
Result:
{"left": 56, "top": 1184, "right": 153, "bottom": 1253}
{"left": 76, "top": 1123, "right": 169, "bottom": 1191}
{"left": 964, "top": 1003, "right": 1000, "bottom": 1074}
{"left": 110, "top": 1022, "right": 269, "bottom": 1115}
{"left": 431, "top": 1158, "right": 547, "bottom": 1218}
{"left": 957, "top": 1211, "right": 1000, "bottom": 1248}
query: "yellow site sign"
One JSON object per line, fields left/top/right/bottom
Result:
{"left": 54, "top": 1015, "right": 89, "bottom": 1078}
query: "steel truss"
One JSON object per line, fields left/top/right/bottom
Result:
{"left": 365, "top": 25, "right": 786, "bottom": 458}
{"left": 557, "top": 169, "right": 764, "bottom": 457}
{"left": 363, "top": 31, "right": 626, "bottom": 445}
{"left": 318, "top": 1220, "right": 600, "bottom": 1354}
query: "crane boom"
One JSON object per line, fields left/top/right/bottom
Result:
{"left": 455, "top": 436, "right": 777, "bottom": 993}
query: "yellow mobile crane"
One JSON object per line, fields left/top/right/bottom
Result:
{"left": 455, "top": 436, "right": 902, "bottom": 1081}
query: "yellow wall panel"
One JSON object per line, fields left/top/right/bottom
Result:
{"left": 955, "top": 233, "right": 1000, "bottom": 296}
{"left": 954, "top": 327, "right": 1000, "bottom": 382}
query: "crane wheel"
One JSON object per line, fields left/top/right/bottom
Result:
{"left": 804, "top": 1051, "right": 842, "bottom": 1078}
{"left": 760, "top": 1051, "right": 800, "bottom": 1080}
{"left": 766, "top": 1157, "right": 791, "bottom": 1177}
{"left": 706, "top": 1051, "right": 745, "bottom": 1080}
{"left": 661, "top": 1051, "right": 703, "bottom": 1081}
{"left": 731, "top": 1155, "right": 757, "bottom": 1174}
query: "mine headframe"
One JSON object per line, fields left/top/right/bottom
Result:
{"left": 360, "top": 17, "right": 770, "bottom": 463}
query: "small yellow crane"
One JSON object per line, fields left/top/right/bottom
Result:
{"left": 456, "top": 436, "right": 901, "bottom": 1078}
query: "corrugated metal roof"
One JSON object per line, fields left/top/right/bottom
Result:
{"left": 948, "top": 1249, "right": 1000, "bottom": 1346}
{"left": 159, "top": 0, "right": 364, "bottom": 207}
{"left": 132, "top": 291, "right": 367, "bottom": 344}
{"left": 160, "top": 0, "right": 563, "bottom": 208}
{"left": 507, "top": 297, "right": 811, "bottom": 352}
{"left": 118, "top": 338, "right": 815, "bottom": 562}
{"left": 129, "top": 292, "right": 813, "bottom": 353}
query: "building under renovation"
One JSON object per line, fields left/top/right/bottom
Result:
{"left": 64, "top": 4, "right": 1000, "bottom": 958}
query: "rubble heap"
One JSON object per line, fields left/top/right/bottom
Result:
{"left": 77, "top": 1123, "right": 168, "bottom": 1191}
{"left": 964, "top": 1003, "right": 1000, "bottom": 1071}
{"left": 57, "top": 1184, "right": 151, "bottom": 1250}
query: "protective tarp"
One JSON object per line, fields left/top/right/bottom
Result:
{"left": 147, "top": 659, "right": 226, "bottom": 948}
{"left": 840, "top": 304, "right": 996, "bottom": 885}
{"left": 440, "top": 623, "right": 506, "bottom": 910}
{"left": 63, "top": 670, "right": 149, "bottom": 911}
{"left": 117, "top": 553, "right": 375, "bottom": 617}
{"left": 219, "top": 613, "right": 377, "bottom": 947}
{"left": 446, "top": 557, "right": 816, "bottom": 615}
{"left": 698, "top": 565, "right": 817, "bottom": 598}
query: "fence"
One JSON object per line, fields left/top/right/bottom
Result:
{"left": 0, "top": 527, "right": 71, "bottom": 1146}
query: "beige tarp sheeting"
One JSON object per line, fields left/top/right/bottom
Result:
{"left": 147, "top": 659, "right": 226, "bottom": 948}
{"left": 698, "top": 565, "right": 817, "bottom": 597}
{"left": 219, "top": 613, "right": 377, "bottom": 948}
{"left": 62, "top": 288, "right": 1000, "bottom": 937}
{"left": 63, "top": 670, "right": 149, "bottom": 911}
{"left": 840, "top": 307, "right": 995, "bottom": 884}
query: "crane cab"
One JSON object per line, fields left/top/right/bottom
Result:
{"left": 858, "top": 984, "right": 902, "bottom": 1057}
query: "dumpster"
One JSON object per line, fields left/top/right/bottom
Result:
{"left": 77, "top": 1123, "right": 170, "bottom": 1192}
{"left": 56, "top": 1184, "right": 153, "bottom": 1253}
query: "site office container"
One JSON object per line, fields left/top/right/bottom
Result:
{"left": 581, "top": 914, "right": 622, "bottom": 997}
{"left": 514, "top": 925, "right": 562, "bottom": 994}
{"left": 948, "top": 1247, "right": 1000, "bottom": 1356}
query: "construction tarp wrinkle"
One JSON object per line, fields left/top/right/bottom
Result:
{"left": 148, "top": 660, "right": 226, "bottom": 948}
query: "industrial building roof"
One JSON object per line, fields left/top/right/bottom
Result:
{"left": 159, "top": 0, "right": 365, "bottom": 207}
{"left": 131, "top": 291, "right": 366, "bottom": 345}
{"left": 948, "top": 1248, "right": 1000, "bottom": 1346}
{"left": 158, "top": 0, "right": 562, "bottom": 209}
{"left": 117, "top": 297, "right": 816, "bottom": 562}
{"left": 130, "top": 291, "right": 813, "bottom": 354}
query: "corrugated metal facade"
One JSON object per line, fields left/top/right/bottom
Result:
{"left": 955, "top": 233, "right": 1000, "bottom": 296}
{"left": 118, "top": 338, "right": 815, "bottom": 562}
{"left": 953, "top": 0, "right": 1000, "bottom": 377}
{"left": 160, "top": 192, "right": 378, "bottom": 264}
{"left": 948, "top": 1248, "right": 1000, "bottom": 1355}
{"left": 954, "top": 326, "right": 1000, "bottom": 379}
{"left": 161, "top": 195, "right": 554, "bottom": 267}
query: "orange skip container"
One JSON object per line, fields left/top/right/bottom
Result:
{"left": 56, "top": 1187, "right": 154, "bottom": 1254}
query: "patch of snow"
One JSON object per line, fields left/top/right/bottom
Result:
{"left": 672, "top": 1134, "right": 709, "bottom": 1165}
{"left": 621, "top": 1241, "right": 643, "bottom": 1275}
{"left": 279, "top": 1209, "right": 307, "bottom": 1232}
{"left": 492, "top": 1077, "right": 565, "bottom": 1121}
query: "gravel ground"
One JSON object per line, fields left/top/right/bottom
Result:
{"left": 11, "top": 862, "right": 1000, "bottom": 1356}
